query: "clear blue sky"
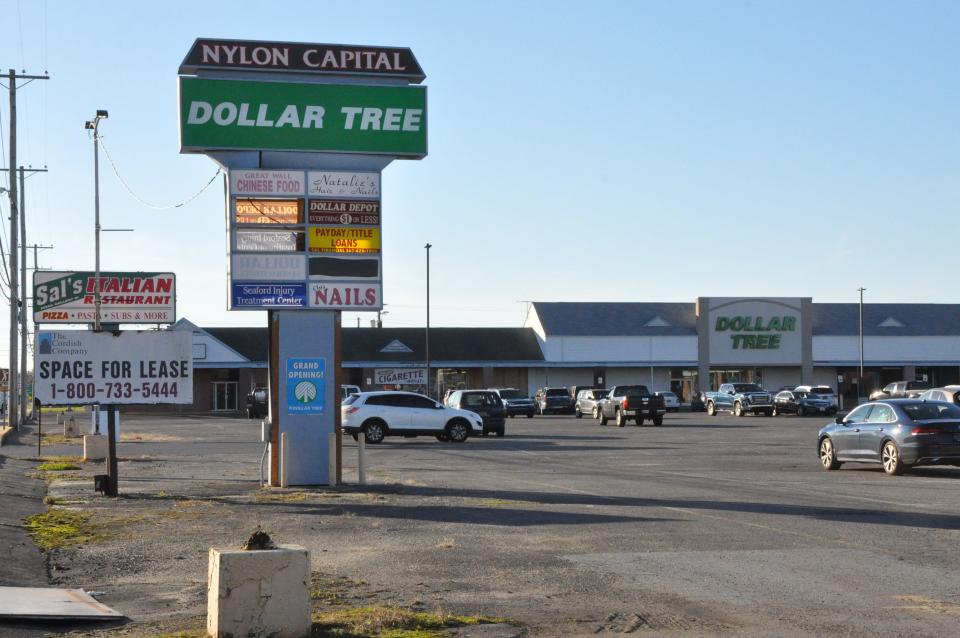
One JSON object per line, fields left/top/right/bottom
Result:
{"left": 0, "top": 1, "right": 957, "bottom": 357}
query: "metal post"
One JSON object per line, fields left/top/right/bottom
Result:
{"left": 858, "top": 287, "right": 866, "bottom": 403}
{"left": 36, "top": 400, "right": 41, "bottom": 458}
{"left": 357, "top": 435, "right": 366, "bottom": 485}
{"left": 105, "top": 405, "right": 117, "bottom": 496}
{"left": 18, "top": 167, "right": 27, "bottom": 424}
{"left": 425, "top": 243, "right": 431, "bottom": 399}
{"left": 8, "top": 70, "right": 19, "bottom": 431}
{"left": 93, "top": 125, "right": 102, "bottom": 332}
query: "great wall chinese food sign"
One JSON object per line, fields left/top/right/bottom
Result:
{"left": 33, "top": 272, "right": 176, "bottom": 324}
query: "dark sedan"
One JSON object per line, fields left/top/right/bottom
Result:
{"left": 817, "top": 399, "right": 960, "bottom": 475}
{"left": 773, "top": 390, "right": 836, "bottom": 416}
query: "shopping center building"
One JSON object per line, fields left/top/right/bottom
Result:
{"left": 163, "top": 297, "right": 960, "bottom": 413}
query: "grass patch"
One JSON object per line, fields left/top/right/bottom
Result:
{"left": 23, "top": 509, "right": 100, "bottom": 550}
{"left": 312, "top": 605, "right": 505, "bottom": 638}
{"left": 311, "top": 573, "right": 369, "bottom": 606}
{"left": 120, "top": 432, "right": 182, "bottom": 442}
{"left": 254, "top": 489, "right": 311, "bottom": 502}
{"left": 37, "top": 461, "right": 80, "bottom": 472}
{"left": 40, "top": 433, "right": 79, "bottom": 445}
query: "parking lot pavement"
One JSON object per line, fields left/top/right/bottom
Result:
{"left": 4, "top": 411, "right": 960, "bottom": 636}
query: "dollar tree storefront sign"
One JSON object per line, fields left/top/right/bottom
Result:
{"left": 179, "top": 77, "right": 427, "bottom": 157}
{"left": 714, "top": 315, "right": 797, "bottom": 350}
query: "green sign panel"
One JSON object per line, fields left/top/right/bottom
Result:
{"left": 714, "top": 315, "right": 797, "bottom": 350}
{"left": 179, "top": 77, "right": 427, "bottom": 157}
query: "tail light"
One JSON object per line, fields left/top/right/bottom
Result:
{"left": 623, "top": 397, "right": 629, "bottom": 409}
{"left": 345, "top": 407, "right": 360, "bottom": 414}
{"left": 910, "top": 426, "right": 940, "bottom": 435}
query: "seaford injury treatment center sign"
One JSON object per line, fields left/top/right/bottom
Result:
{"left": 34, "top": 331, "right": 192, "bottom": 405}
{"left": 33, "top": 272, "right": 176, "bottom": 323}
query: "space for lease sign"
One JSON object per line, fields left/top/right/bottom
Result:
{"left": 33, "top": 272, "right": 176, "bottom": 324}
{"left": 34, "top": 331, "right": 193, "bottom": 405}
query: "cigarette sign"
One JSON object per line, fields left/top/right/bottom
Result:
{"left": 308, "top": 227, "right": 380, "bottom": 254}
{"left": 374, "top": 368, "right": 426, "bottom": 386}
{"left": 179, "top": 77, "right": 427, "bottom": 157}
{"left": 34, "top": 330, "right": 193, "bottom": 405}
{"left": 235, "top": 199, "right": 302, "bottom": 224}
{"left": 33, "top": 272, "right": 176, "bottom": 324}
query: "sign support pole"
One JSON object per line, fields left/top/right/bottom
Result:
{"left": 106, "top": 404, "right": 118, "bottom": 496}
{"left": 268, "top": 310, "right": 280, "bottom": 486}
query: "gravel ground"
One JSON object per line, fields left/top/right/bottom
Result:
{"left": 2, "top": 411, "right": 960, "bottom": 636}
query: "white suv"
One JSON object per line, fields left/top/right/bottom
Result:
{"left": 341, "top": 391, "right": 483, "bottom": 443}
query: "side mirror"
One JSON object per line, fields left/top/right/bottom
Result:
{"left": 835, "top": 415, "right": 844, "bottom": 424}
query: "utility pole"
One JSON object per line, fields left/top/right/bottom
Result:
{"left": 858, "top": 287, "right": 866, "bottom": 403}
{"left": 1, "top": 167, "right": 50, "bottom": 423}
{"left": 424, "top": 243, "right": 431, "bottom": 399}
{"left": 27, "top": 242, "right": 53, "bottom": 420}
{"left": 4, "top": 69, "right": 50, "bottom": 429}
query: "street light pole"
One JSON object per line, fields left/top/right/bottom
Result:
{"left": 85, "top": 110, "right": 108, "bottom": 332}
{"left": 858, "top": 287, "right": 866, "bottom": 403}
{"left": 425, "top": 243, "right": 431, "bottom": 399}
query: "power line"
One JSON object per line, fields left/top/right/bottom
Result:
{"left": 98, "top": 136, "right": 221, "bottom": 210}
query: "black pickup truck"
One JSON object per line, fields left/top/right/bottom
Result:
{"left": 597, "top": 385, "right": 666, "bottom": 427}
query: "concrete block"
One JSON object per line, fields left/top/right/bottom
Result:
{"left": 83, "top": 435, "right": 108, "bottom": 461}
{"left": 207, "top": 545, "right": 311, "bottom": 638}
{"left": 63, "top": 417, "right": 78, "bottom": 437}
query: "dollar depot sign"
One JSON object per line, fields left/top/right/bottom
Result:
{"left": 179, "top": 77, "right": 427, "bottom": 157}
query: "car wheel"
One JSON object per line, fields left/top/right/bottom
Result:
{"left": 653, "top": 416, "right": 663, "bottom": 426}
{"left": 707, "top": 402, "right": 716, "bottom": 416}
{"left": 363, "top": 420, "right": 386, "bottom": 444}
{"left": 637, "top": 417, "right": 645, "bottom": 426}
{"left": 819, "top": 437, "right": 841, "bottom": 470}
{"left": 575, "top": 407, "right": 582, "bottom": 418}
{"left": 495, "top": 428, "right": 505, "bottom": 437}
{"left": 771, "top": 406, "right": 779, "bottom": 416}
{"left": 734, "top": 402, "right": 744, "bottom": 417}
{"left": 764, "top": 409, "right": 773, "bottom": 417}
{"left": 616, "top": 409, "right": 626, "bottom": 427}
{"left": 527, "top": 412, "right": 534, "bottom": 418}
{"left": 882, "top": 441, "right": 906, "bottom": 475}
{"left": 350, "top": 433, "right": 358, "bottom": 442}
{"left": 599, "top": 410, "right": 609, "bottom": 426}
{"left": 798, "top": 406, "right": 806, "bottom": 417}
{"left": 446, "top": 419, "right": 470, "bottom": 443}
{"left": 592, "top": 406, "right": 600, "bottom": 420}
{"left": 435, "top": 434, "right": 448, "bottom": 442}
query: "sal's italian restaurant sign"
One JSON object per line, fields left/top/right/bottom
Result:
{"left": 34, "top": 330, "right": 193, "bottom": 405}
{"left": 33, "top": 272, "right": 176, "bottom": 324}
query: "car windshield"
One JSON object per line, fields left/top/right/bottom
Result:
{"left": 900, "top": 401, "right": 960, "bottom": 421}
{"left": 594, "top": 390, "right": 609, "bottom": 398}
{"left": 733, "top": 384, "right": 762, "bottom": 392}
{"left": 810, "top": 387, "right": 834, "bottom": 395}
{"left": 464, "top": 393, "right": 498, "bottom": 407}
{"left": 545, "top": 389, "right": 568, "bottom": 396}
{"left": 498, "top": 390, "right": 524, "bottom": 399}
{"left": 659, "top": 392, "right": 677, "bottom": 398}
{"left": 619, "top": 386, "right": 649, "bottom": 395}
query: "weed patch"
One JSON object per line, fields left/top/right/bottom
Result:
{"left": 37, "top": 461, "right": 81, "bottom": 472}
{"left": 312, "top": 605, "right": 505, "bottom": 638}
{"left": 23, "top": 509, "right": 100, "bottom": 550}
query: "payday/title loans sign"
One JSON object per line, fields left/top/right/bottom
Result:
{"left": 179, "top": 77, "right": 427, "bottom": 157}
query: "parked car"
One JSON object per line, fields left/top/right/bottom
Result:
{"left": 446, "top": 390, "right": 506, "bottom": 436}
{"left": 918, "top": 386, "right": 960, "bottom": 405}
{"left": 869, "top": 380, "right": 930, "bottom": 401}
{"left": 817, "top": 399, "right": 960, "bottom": 475}
{"left": 489, "top": 388, "right": 536, "bottom": 418}
{"left": 597, "top": 385, "right": 666, "bottom": 426}
{"left": 706, "top": 383, "right": 773, "bottom": 417}
{"left": 535, "top": 387, "right": 574, "bottom": 415}
{"left": 245, "top": 386, "right": 268, "bottom": 419}
{"left": 772, "top": 390, "right": 836, "bottom": 416}
{"left": 341, "top": 384, "right": 361, "bottom": 400}
{"left": 341, "top": 391, "right": 483, "bottom": 443}
{"left": 793, "top": 385, "right": 838, "bottom": 407}
{"left": 574, "top": 388, "right": 608, "bottom": 418}
{"left": 655, "top": 391, "right": 681, "bottom": 413}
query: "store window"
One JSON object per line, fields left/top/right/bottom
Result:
{"left": 211, "top": 382, "right": 238, "bottom": 411}
{"left": 710, "top": 368, "right": 762, "bottom": 390}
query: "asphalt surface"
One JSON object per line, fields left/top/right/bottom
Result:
{"left": 1, "top": 410, "right": 959, "bottom": 636}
